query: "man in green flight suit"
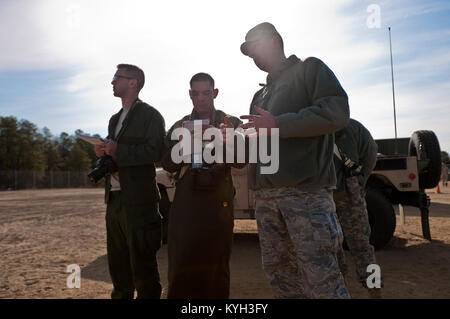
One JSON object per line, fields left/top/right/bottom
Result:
{"left": 94, "top": 64, "right": 166, "bottom": 299}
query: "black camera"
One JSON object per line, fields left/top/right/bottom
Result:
{"left": 88, "top": 155, "right": 118, "bottom": 183}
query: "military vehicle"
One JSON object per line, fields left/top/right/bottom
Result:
{"left": 362, "top": 130, "right": 441, "bottom": 249}
{"left": 156, "top": 130, "right": 442, "bottom": 249}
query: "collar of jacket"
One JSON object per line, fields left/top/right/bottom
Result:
{"left": 266, "top": 55, "right": 301, "bottom": 84}
{"left": 114, "top": 98, "right": 142, "bottom": 140}
{"left": 122, "top": 97, "right": 141, "bottom": 112}
{"left": 115, "top": 97, "right": 141, "bottom": 119}
{"left": 188, "top": 107, "right": 219, "bottom": 126}
{"left": 335, "top": 129, "right": 347, "bottom": 140}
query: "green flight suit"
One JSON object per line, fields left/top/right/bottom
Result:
{"left": 104, "top": 98, "right": 166, "bottom": 299}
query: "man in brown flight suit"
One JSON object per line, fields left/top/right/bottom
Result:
{"left": 162, "top": 72, "right": 244, "bottom": 298}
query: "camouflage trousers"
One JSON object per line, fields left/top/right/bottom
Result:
{"left": 254, "top": 187, "right": 350, "bottom": 299}
{"left": 335, "top": 176, "right": 376, "bottom": 283}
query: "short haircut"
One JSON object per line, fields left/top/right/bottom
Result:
{"left": 117, "top": 64, "right": 145, "bottom": 91}
{"left": 190, "top": 72, "right": 215, "bottom": 89}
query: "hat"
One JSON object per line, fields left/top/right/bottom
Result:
{"left": 240, "top": 22, "right": 281, "bottom": 56}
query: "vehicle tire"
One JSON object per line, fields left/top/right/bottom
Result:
{"left": 158, "top": 184, "right": 171, "bottom": 245}
{"left": 408, "top": 130, "right": 442, "bottom": 189}
{"left": 365, "top": 188, "right": 396, "bottom": 250}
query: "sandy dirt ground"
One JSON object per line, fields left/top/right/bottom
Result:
{"left": 0, "top": 186, "right": 449, "bottom": 299}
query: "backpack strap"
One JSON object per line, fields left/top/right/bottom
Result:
{"left": 334, "top": 144, "right": 363, "bottom": 175}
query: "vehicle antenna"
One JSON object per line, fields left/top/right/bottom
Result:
{"left": 389, "top": 26, "right": 398, "bottom": 154}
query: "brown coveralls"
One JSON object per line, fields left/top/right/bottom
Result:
{"left": 162, "top": 109, "right": 243, "bottom": 299}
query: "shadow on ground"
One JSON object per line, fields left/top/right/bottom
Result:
{"left": 82, "top": 255, "right": 111, "bottom": 284}
{"left": 80, "top": 233, "right": 260, "bottom": 285}
{"left": 232, "top": 232, "right": 259, "bottom": 242}
{"left": 394, "top": 202, "right": 450, "bottom": 218}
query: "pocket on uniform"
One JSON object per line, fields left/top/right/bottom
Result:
{"left": 345, "top": 176, "right": 364, "bottom": 207}
{"left": 137, "top": 221, "right": 162, "bottom": 253}
{"left": 305, "top": 192, "right": 340, "bottom": 254}
{"left": 191, "top": 168, "right": 217, "bottom": 191}
{"left": 309, "top": 212, "right": 334, "bottom": 253}
{"left": 328, "top": 212, "right": 344, "bottom": 254}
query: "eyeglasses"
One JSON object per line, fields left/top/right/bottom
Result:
{"left": 112, "top": 74, "right": 134, "bottom": 82}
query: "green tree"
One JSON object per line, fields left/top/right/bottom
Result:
{"left": 0, "top": 117, "right": 45, "bottom": 171}
{"left": 41, "top": 127, "right": 63, "bottom": 171}
{"left": 74, "top": 129, "right": 98, "bottom": 169}
{"left": 66, "top": 144, "right": 92, "bottom": 171}
{"left": 0, "top": 116, "right": 20, "bottom": 170}
{"left": 0, "top": 117, "right": 46, "bottom": 188}
{"left": 16, "top": 119, "right": 46, "bottom": 171}
{"left": 442, "top": 151, "right": 449, "bottom": 163}
{"left": 57, "top": 132, "right": 74, "bottom": 170}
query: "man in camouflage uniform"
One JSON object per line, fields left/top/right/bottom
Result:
{"left": 333, "top": 118, "right": 381, "bottom": 298}
{"left": 239, "top": 22, "right": 350, "bottom": 298}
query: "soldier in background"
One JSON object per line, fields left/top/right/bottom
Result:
{"left": 333, "top": 118, "right": 381, "bottom": 298}
{"left": 441, "top": 162, "right": 448, "bottom": 187}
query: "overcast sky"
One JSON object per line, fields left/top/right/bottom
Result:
{"left": 1, "top": 0, "right": 449, "bottom": 152}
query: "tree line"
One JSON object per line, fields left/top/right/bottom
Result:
{"left": 0, "top": 116, "right": 99, "bottom": 188}
{"left": 1, "top": 115, "right": 448, "bottom": 189}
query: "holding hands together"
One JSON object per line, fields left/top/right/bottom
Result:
{"left": 94, "top": 139, "right": 117, "bottom": 157}
{"left": 219, "top": 116, "right": 235, "bottom": 144}
{"left": 219, "top": 107, "right": 278, "bottom": 143}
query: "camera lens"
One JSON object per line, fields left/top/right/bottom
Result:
{"left": 87, "top": 156, "right": 118, "bottom": 183}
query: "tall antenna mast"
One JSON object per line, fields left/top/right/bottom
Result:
{"left": 389, "top": 26, "right": 398, "bottom": 154}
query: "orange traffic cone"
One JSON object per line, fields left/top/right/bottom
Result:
{"left": 437, "top": 184, "right": 441, "bottom": 194}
